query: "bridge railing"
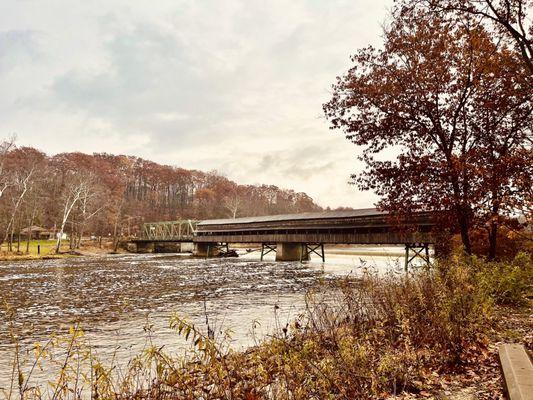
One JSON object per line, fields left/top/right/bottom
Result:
{"left": 141, "top": 220, "right": 198, "bottom": 240}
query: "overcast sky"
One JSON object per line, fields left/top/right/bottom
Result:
{"left": 1, "top": 0, "right": 392, "bottom": 209}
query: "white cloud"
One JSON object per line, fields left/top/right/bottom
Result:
{"left": 0, "top": 0, "right": 391, "bottom": 208}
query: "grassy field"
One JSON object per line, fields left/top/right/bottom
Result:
{"left": 0, "top": 238, "right": 120, "bottom": 261}
{"left": 0, "top": 239, "right": 70, "bottom": 260}
{"left": 7, "top": 239, "right": 57, "bottom": 254}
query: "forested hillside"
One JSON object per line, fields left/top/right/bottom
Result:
{"left": 0, "top": 139, "right": 321, "bottom": 248}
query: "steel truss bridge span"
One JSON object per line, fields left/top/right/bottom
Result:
{"left": 141, "top": 220, "right": 198, "bottom": 242}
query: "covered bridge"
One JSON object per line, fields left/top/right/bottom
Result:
{"left": 194, "top": 208, "right": 436, "bottom": 264}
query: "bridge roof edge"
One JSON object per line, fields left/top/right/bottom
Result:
{"left": 197, "top": 208, "right": 389, "bottom": 226}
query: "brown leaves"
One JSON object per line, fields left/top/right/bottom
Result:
{"left": 323, "top": 5, "right": 532, "bottom": 256}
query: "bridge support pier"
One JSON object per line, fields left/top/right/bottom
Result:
{"left": 135, "top": 241, "right": 155, "bottom": 253}
{"left": 194, "top": 242, "right": 215, "bottom": 257}
{"left": 275, "top": 243, "right": 310, "bottom": 262}
{"left": 154, "top": 242, "right": 182, "bottom": 253}
{"left": 261, "top": 243, "right": 325, "bottom": 262}
{"left": 404, "top": 243, "right": 430, "bottom": 271}
{"left": 193, "top": 242, "right": 229, "bottom": 257}
{"left": 304, "top": 243, "right": 325, "bottom": 262}
{"left": 260, "top": 243, "right": 277, "bottom": 261}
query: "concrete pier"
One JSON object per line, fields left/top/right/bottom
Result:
{"left": 193, "top": 242, "right": 220, "bottom": 257}
{"left": 135, "top": 241, "right": 155, "bottom": 253}
{"left": 153, "top": 242, "right": 181, "bottom": 253}
{"left": 275, "top": 243, "right": 309, "bottom": 261}
{"left": 130, "top": 241, "right": 191, "bottom": 253}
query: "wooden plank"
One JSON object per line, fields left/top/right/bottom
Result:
{"left": 499, "top": 344, "right": 533, "bottom": 400}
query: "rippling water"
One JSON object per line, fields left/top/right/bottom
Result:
{"left": 0, "top": 248, "right": 408, "bottom": 388}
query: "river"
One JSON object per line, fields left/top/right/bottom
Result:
{"left": 0, "top": 246, "right": 415, "bottom": 390}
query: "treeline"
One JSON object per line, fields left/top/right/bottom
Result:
{"left": 0, "top": 140, "right": 321, "bottom": 251}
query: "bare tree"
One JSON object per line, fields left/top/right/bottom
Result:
{"left": 0, "top": 136, "right": 16, "bottom": 199}
{"left": 75, "top": 188, "right": 106, "bottom": 249}
{"left": 223, "top": 194, "right": 243, "bottom": 219}
{"left": 55, "top": 175, "right": 96, "bottom": 253}
{"left": 1, "top": 147, "right": 45, "bottom": 250}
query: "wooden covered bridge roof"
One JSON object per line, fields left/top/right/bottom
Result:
{"left": 196, "top": 208, "right": 435, "bottom": 235}
{"left": 198, "top": 208, "right": 388, "bottom": 227}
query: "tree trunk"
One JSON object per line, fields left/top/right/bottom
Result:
{"left": 26, "top": 205, "right": 36, "bottom": 254}
{"left": 457, "top": 206, "right": 472, "bottom": 255}
{"left": 77, "top": 226, "right": 84, "bottom": 249}
{"left": 69, "top": 221, "right": 75, "bottom": 250}
{"left": 113, "top": 223, "right": 121, "bottom": 252}
{"left": 488, "top": 190, "right": 501, "bottom": 260}
{"left": 9, "top": 226, "right": 14, "bottom": 252}
{"left": 112, "top": 201, "right": 123, "bottom": 252}
{"left": 488, "top": 223, "right": 498, "bottom": 260}
{"left": 56, "top": 190, "right": 82, "bottom": 253}
{"left": 26, "top": 229, "right": 31, "bottom": 254}
{"left": 449, "top": 170, "right": 472, "bottom": 255}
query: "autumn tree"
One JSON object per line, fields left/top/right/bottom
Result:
{"left": 0, "top": 138, "right": 322, "bottom": 254}
{"left": 0, "top": 136, "right": 16, "bottom": 199}
{"left": 1, "top": 147, "right": 46, "bottom": 250}
{"left": 324, "top": 11, "right": 532, "bottom": 257}
{"left": 409, "top": 0, "right": 533, "bottom": 74}
{"left": 49, "top": 153, "right": 101, "bottom": 253}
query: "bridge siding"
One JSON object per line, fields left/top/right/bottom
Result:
{"left": 196, "top": 216, "right": 433, "bottom": 232}
{"left": 194, "top": 232, "right": 433, "bottom": 245}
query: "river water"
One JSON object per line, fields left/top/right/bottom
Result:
{"left": 0, "top": 247, "right": 412, "bottom": 390}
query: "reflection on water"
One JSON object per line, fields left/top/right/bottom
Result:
{"left": 0, "top": 248, "right": 409, "bottom": 385}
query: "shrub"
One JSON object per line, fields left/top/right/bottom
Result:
{"left": 475, "top": 252, "right": 533, "bottom": 306}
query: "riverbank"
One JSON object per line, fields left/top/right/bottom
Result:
{"left": 5, "top": 253, "right": 529, "bottom": 399}
{"left": 405, "top": 303, "right": 532, "bottom": 399}
{"left": 149, "top": 255, "right": 530, "bottom": 400}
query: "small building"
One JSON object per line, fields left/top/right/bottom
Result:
{"left": 20, "top": 226, "right": 53, "bottom": 240}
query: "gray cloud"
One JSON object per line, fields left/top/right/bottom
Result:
{"left": 0, "top": 0, "right": 390, "bottom": 208}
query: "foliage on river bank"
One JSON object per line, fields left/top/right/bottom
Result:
{"left": 2, "top": 253, "right": 531, "bottom": 400}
